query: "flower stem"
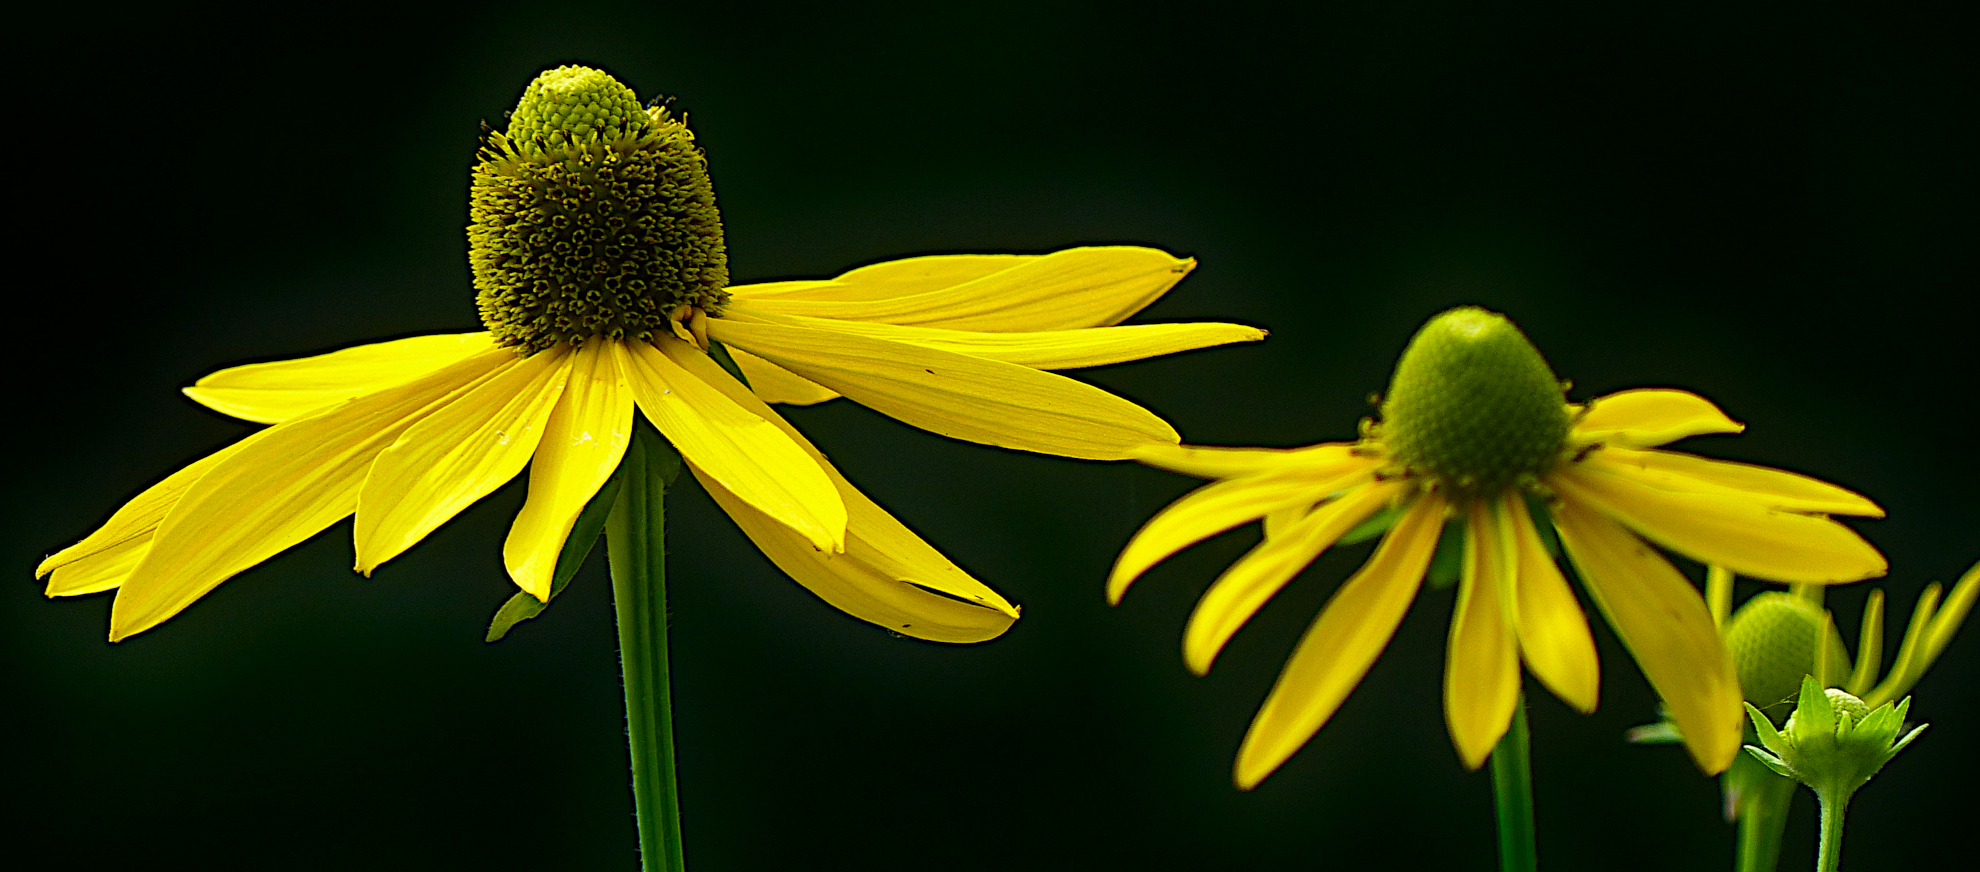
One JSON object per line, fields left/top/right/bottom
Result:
{"left": 1734, "top": 768, "right": 1796, "bottom": 872}
{"left": 1489, "top": 695, "right": 1537, "bottom": 872}
{"left": 607, "top": 426, "right": 686, "bottom": 872}
{"left": 1814, "top": 790, "right": 1848, "bottom": 872}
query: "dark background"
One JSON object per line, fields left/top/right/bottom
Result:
{"left": 10, "top": 2, "right": 1973, "bottom": 869}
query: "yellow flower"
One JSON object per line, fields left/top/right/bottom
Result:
{"left": 1110, "top": 306, "right": 1885, "bottom": 788}
{"left": 36, "top": 66, "right": 1260, "bottom": 643}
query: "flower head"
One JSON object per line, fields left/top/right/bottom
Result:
{"left": 1112, "top": 306, "right": 1886, "bottom": 787}
{"left": 1745, "top": 676, "right": 1925, "bottom": 801}
{"left": 38, "top": 65, "right": 1261, "bottom": 642}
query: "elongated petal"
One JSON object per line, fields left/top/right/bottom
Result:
{"left": 1110, "top": 467, "right": 1378, "bottom": 604}
{"left": 1234, "top": 495, "right": 1444, "bottom": 789}
{"left": 109, "top": 348, "right": 514, "bottom": 639}
{"left": 1445, "top": 502, "right": 1521, "bottom": 769}
{"left": 1502, "top": 494, "right": 1599, "bottom": 713}
{"left": 1591, "top": 447, "right": 1883, "bottom": 517}
{"left": 1183, "top": 481, "right": 1402, "bottom": 674}
{"left": 724, "top": 307, "right": 1265, "bottom": 371}
{"left": 622, "top": 338, "right": 844, "bottom": 553}
{"left": 730, "top": 247, "right": 1195, "bottom": 331}
{"left": 184, "top": 333, "right": 496, "bottom": 424}
{"left": 732, "top": 258, "right": 1025, "bottom": 302}
{"left": 1572, "top": 389, "right": 1745, "bottom": 448}
{"left": 353, "top": 347, "right": 573, "bottom": 574}
{"left": 726, "top": 346, "right": 840, "bottom": 405}
{"left": 1554, "top": 463, "right": 1886, "bottom": 584}
{"left": 37, "top": 431, "right": 269, "bottom": 582}
{"left": 658, "top": 338, "right": 1018, "bottom": 640}
{"left": 1129, "top": 441, "right": 1370, "bottom": 480}
{"left": 710, "top": 318, "right": 1177, "bottom": 460}
{"left": 1553, "top": 497, "right": 1742, "bottom": 774}
{"left": 503, "top": 342, "right": 634, "bottom": 600}
{"left": 44, "top": 535, "right": 150, "bottom": 597}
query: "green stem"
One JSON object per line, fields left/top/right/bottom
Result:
{"left": 1814, "top": 791, "right": 1847, "bottom": 872}
{"left": 1734, "top": 769, "right": 1796, "bottom": 872}
{"left": 607, "top": 427, "right": 686, "bottom": 872}
{"left": 1489, "top": 696, "right": 1537, "bottom": 872}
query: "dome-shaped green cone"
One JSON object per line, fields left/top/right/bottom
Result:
{"left": 1724, "top": 592, "right": 1852, "bottom": 715}
{"left": 1378, "top": 307, "right": 1570, "bottom": 498}
{"left": 469, "top": 65, "right": 729, "bottom": 353}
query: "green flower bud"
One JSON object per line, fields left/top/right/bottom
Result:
{"left": 1377, "top": 307, "right": 1570, "bottom": 499}
{"left": 1724, "top": 592, "right": 1852, "bottom": 715}
{"left": 1744, "top": 676, "right": 1925, "bottom": 802}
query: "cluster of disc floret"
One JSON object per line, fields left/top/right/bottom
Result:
{"left": 469, "top": 65, "right": 729, "bottom": 353}
{"left": 1372, "top": 307, "right": 1571, "bottom": 500}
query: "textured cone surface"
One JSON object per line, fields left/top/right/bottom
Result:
{"left": 1724, "top": 592, "right": 1852, "bottom": 711}
{"left": 470, "top": 66, "right": 728, "bottom": 353}
{"left": 1379, "top": 307, "right": 1569, "bottom": 496}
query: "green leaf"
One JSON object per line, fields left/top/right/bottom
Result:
{"left": 1338, "top": 504, "right": 1403, "bottom": 546}
{"left": 485, "top": 462, "right": 628, "bottom": 642}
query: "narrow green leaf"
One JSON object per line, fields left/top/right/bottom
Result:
{"left": 485, "top": 462, "right": 628, "bottom": 642}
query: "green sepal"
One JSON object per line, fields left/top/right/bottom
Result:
{"left": 706, "top": 339, "right": 753, "bottom": 389}
{"left": 485, "top": 467, "right": 628, "bottom": 641}
{"left": 1744, "top": 745, "right": 1795, "bottom": 779}
{"left": 1338, "top": 504, "right": 1403, "bottom": 546}
{"left": 1624, "top": 719, "right": 1685, "bottom": 745}
{"left": 1426, "top": 519, "right": 1464, "bottom": 590}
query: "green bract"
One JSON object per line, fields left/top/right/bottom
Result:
{"left": 1378, "top": 307, "right": 1569, "bottom": 498}
{"left": 469, "top": 65, "right": 729, "bottom": 354}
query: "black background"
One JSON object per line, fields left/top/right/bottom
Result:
{"left": 9, "top": 2, "right": 1973, "bottom": 869}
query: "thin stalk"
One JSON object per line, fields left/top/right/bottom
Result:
{"left": 1734, "top": 769, "right": 1796, "bottom": 872}
{"left": 1489, "top": 696, "right": 1537, "bottom": 872}
{"left": 1814, "top": 792, "right": 1847, "bottom": 872}
{"left": 607, "top": 427, "right": 686, "bottom": 872}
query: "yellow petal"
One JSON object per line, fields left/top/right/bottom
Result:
{"left": 710, "top": 318, "right": 1177, "bottom": 460}
{"left": 729, "top": 247, "right": 1195, "bottom": 331}
{"left": 1128, "top": 441, "right": 1370, "bottom": 480}
{"left": 109, "top": 347, "right": 513, "bottom": 640}
{"left": 658, "top": 339, "right": 1019, "bottom": 640}
{"left": 1501, "top": 494, "right": 1599, "bottom": 713}
{"left": 503, "top": 341, "right": 635, "bottom": 601}
{"left": 1591, "top": 447, "right": 1883, "bottom": 517}
{"left": 184, "top": 333, "right": 496, "bottom": 424}
{"left": 1553, "top": 463, "right": 1886, "bottom": 584}
{"left": 1444, "top": 502, "right": 1521, "bottom": 769}
{"left": 1109, "top": 468, "right": 1378, "bottom": 604}
{"left": 727, "top": 346, "right": 840, "bottom": 405}
{"left": 36, "top": 431, "right": 268, "bottom": 582}
{"left": 1571, "top": 388, "right": 1745, "bottom": 448}
{"left": 1182, "top": 480, "right": 1402, "bottom": 674}
{"left": 1262, "top": 504, "right": 1315, "bottom": 540}
{"left": 1552, "top": 496, "right": 1742, "bottom": 774}
{"left": 623, "top": 337, "right": 844, "bottom": 553}
{"left": 352, "top": 347, "right": 573, "bottom": 574}
{"left": 44, "top": 535, "right": 150, "bottom": 597}
{"left": 723, "top": 306, "right": 1265, "bottom": 370}
{"left": 737, "top": 256, "right": 1030, "bottom": 303}
{"left": 1234, "top": 495, "right": 1445, "bottom": 789}
{"left": 698, "top": 464, "right": 1017, "bottom": 643}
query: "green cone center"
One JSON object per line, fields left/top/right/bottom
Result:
{"left": 1724, "top": 592, "right": 1852, "bottom": 713}
{"left": 1378, "top": 307, "right": 1569, "bottom": 497}
{"left": 469, "top": 65, "right": 729, "bottom": 353}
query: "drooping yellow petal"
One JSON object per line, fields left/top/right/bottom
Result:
{"left": 726, "top": 346, "right": 840, "bottom": 405}
{"left": 503, "top": 341, "right": 635, "bottom": 601}
{"left": 622, "top": 337, "right": 844, "bottom": 553}
{"left": 108, "top": 348, "right": 515, "bottom": 640}
{"left": 36, "top": 430, "right": 269, "bottom": 582}
{"left": 1552, "top": 497, "right": 1742, "bottom": 774}
{"left": 1262, "top": 504, "right": 1315, "bottom": 540}
{"left": 184, "top": 333, "right": 496, "bottom": 424}
{"left": 1234, "top": 495, "right": 1445, "bottom": 789}
{"left": 1501, "top": 494, "right": 1600, "bottom": 713}
{"left": 1129, "top": 441, "right": 1370, "bottom": 481}
{"left": 1182, "top": 480, "right": 1402, "bottom": 675}
{"left": 723, "top": 307, "right": 1265, "bottom": 371}
{"left": 1590, "top": 447, "right": 1883, "bottom": 517}
{"left": 661, "top": 336, "right": 1020, "bottom": 639}
{"left": 44, "top": 535, "right": 150, "bottom": 597}
{"left": 728, "top": 247, "right": 1195, "bottom": 331}
{"left": 1444, "top": 502, "right": 1521, "bottom": 769}
{"left": 710, "top": 318, "right": 1178, "bottom": 460}
{"left": 1553, "top": 463, "right": 1886, "bottom": 584}
{"left": 1109, "top": 468, "right": 1379, "bottom": 604}
{"left": 352, "top": 346, "right": 574, "bottom": 574}
{"left": 1571, "top": 388, "right": 1745, "bottom": 448}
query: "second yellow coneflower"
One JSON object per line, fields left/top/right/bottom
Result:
{"left": 1110, "top": 306, "right": 1886, "bottom": 788}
